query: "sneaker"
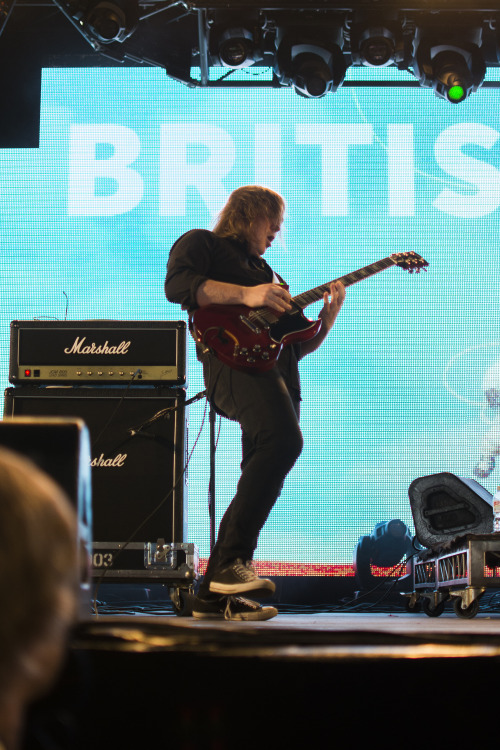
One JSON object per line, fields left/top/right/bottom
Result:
{"left": 209, "top": 559, "right": 276, "bottom": 598}
{"left": 192, "top": 595, "right": 278, "bottom": 621}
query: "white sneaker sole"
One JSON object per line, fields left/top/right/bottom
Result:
{"left": 192, "top": 606, "right": 278, "bottom": 621}
{"left": 231, "top": 606, "right": 278, "bottom": 621}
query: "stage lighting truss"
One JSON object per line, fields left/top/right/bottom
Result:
{"left": 274, "top": 24, "right": 347, "bottom": 98}
{"left": 412, "top": 26, "right": 487, "bottom": 103}
{"left": 2, "top": 2, "right": 499, "bottom": 102}
{"left": 0, "top": 0, "right": 16, "bottom": 39}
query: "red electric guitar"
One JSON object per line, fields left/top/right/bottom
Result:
{"left": 191, "top": 251, "right": 428, "bottom": 372}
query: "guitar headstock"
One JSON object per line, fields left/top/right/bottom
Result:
{"left": 391, "top": 251, "right": 429, "bottom": 273}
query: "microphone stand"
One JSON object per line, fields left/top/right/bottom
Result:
{"left": 209, "top": 403, "right": 216, "bottom": 551}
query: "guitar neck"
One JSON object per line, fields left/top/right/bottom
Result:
{"left": 292, "top": 256, "right": 397, "bottom": 309}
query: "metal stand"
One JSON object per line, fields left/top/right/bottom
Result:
{"left": 209, "top": 403, "right": 216, "bottom": 552}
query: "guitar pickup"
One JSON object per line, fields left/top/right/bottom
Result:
{"left": 239, "top": 315, "right": 261, "bottom": 334}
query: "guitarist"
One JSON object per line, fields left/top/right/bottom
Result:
{"left": 165, "top": 185, "right": 346, "bottom": 621}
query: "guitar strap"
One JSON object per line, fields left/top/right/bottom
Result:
{"left": 273, "top": 271, "right": 289, "bottom": 290}
{"left": 188, "top": 314, "right": 207, "bottom": 355}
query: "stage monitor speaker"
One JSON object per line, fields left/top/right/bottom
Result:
{"left": 0, "top": 417, "right": 92, "bottom": 618}
{"left": 408, "top": 472, "right": 493, "bottom": 549}
{"left": 3, "top": 387, "right": 187, "bottom": 547}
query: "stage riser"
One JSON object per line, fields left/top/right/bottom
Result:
{"left": 26, "top": 641, "right": 500, "bottom": 749}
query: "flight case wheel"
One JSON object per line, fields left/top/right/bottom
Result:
{"left": 169, "top": 586, "right": 194, "bottom": 616}
{"left": 453, "top": 597, "right": 480, "bottom": 619}
{"left": 422, "top": 597, "right": 445, "bottom": 617}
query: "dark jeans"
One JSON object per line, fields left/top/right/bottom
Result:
{"left": 198, "top": 354, "right": 303, "bottom": 598}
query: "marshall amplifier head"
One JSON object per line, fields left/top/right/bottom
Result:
{"left": 9, "top": 320, "right": 186, "bottom": 386}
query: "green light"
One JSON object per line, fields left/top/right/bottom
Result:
{"left": 448, "top": 84, "right": 466, "bottom": 102}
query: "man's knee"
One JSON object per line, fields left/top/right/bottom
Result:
{"left": 288, "top": 424, "right": 304, "bottom": 463}
{"left": 268, "top": 421, "right": 303, "bottom": 470}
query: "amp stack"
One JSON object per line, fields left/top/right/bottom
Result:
{"left": 4, "top": 320, "right": 199, "bottom": 602}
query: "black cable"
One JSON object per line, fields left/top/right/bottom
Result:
{"left": 335, "top": 553, "right": 418, "bottom": 612}
{"left": 91, "top": 369, "right": 143, "bottom": 449}
{"left": 339, "top": 539, "right": 424, "bottom": 612}
{"left": 63, "top": 291, "right": 69, "bottom": 320}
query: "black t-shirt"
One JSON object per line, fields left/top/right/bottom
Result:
{"left": 165, "top": 229, "right": 301, "bottom": 396}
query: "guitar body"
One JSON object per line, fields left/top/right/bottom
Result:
{"left": 191, "top": 251, "right": 428, "bottom": 372}
{"left": 192, "top": 304, "right": 322, "bottom": 372}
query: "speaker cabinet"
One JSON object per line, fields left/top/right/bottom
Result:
{"left": 408, "top": 472, "right": 493, "bottom": 548}
{"left": 4, "top": 387, "right": 187, "bottom": 547}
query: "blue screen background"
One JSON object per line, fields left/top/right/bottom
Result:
{"left": 1, "top": 66, "right": 499, "bottom": 567}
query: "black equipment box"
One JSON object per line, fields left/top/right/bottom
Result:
{"left": 92, "top": 541, "right": 198, "bottom": 582}
{"left": 3, "top": 387, "right": 188, "bottom": 562}
{"left": 9, "top": 320, "right": 186, "bottom": 386}
{"left": 0, "top": 417, "right": 92, "bottom": 617}
{"left": 408, "top": 472, "right": 494, "bottom": 549}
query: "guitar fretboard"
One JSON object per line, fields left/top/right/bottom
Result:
{"left": 247, "top": 252, "right": 421, "bottom": 326}
{"left": 293, "top": 256, "right": 396, "bottom": 310}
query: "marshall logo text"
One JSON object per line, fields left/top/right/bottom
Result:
{"left": 91, "top": 453, "right": 127, "bottom": 468}
{"left": 64, "top": 336, "right": 131, "bottom": 355}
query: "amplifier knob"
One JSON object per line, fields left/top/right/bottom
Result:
{"left": 108, "top": 371, "right": 114, "bottom": 376}
{"left": 86, "top": 371, "right": 92, "bottom": 376}
{"left": 76, "top": 371, "right": 82, "bottom": 376}
{"left": 97, "top": 371, "right": 103, "bottom": 376}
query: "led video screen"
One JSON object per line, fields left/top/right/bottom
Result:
{"left": 1, "top": 66, "right": 499, "bottom": 572}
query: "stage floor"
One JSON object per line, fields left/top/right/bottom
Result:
{"left": 79, "top": 609, "right": 500, "bottom": 659}
{"left": 159, "top": 610, "right": 500, "bottom": 635}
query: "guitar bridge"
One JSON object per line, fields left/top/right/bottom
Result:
{"left": 239, "top": 315, "right": 261, "bottom": 334}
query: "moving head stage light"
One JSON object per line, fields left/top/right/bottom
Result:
{"left": 216, "top": 27, "right": 260, "bottom": 69}
{"left": 412, "top": 25, "right": 487, "bottom": 104}
{"left": 274, "top": 24, "right": 347, "bottom": 98}
{"left": 349, "top": 13, "right": 406, "bottom": 69}
{"left": 353, "top": 519, "right": 414, "bottom": 592}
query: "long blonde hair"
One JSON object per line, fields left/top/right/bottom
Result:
{"left": 213, "top": 186, "right": 285, "bottom": 242}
